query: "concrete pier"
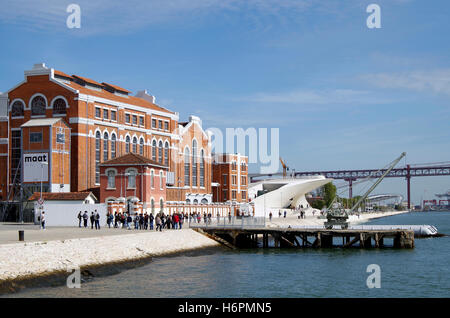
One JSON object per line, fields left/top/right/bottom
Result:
{"left": 198, "top": 227, "right": 415, "bottom": 249}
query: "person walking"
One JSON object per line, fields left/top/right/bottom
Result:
{"left": 144, "top": 213, "right": 149, "bottom": 230}
{"left": 40, "top": 211, "right": 46, "bottom": 230}
{"left": 283, "top": 210, "right": 287, "bottom": 218}
{"left": 83, "top": 211, "right": 88, "bottom": 228}
{"left": 149, "top": 213, "right": 154, "bottom": 230}
{"left": 173, "top": 213, "right": 179, "bottom": 230}
{"left": 269, "top": 211, "right": 273, "bottom": 221}
{"left": 90, "top": 212, "right": 95, "bottom": 229}
{"left": 95, "top": 210, "right": 100, "bottom": 230}
{"left": 77, "top": 211, "right": 82, "bottom": 227}
{"left": 155, "top": 214, "right": 162, "bottom": 231}
{"left": 179, "top": 213, "right": 184, "bottom": 230}
{"left": 127, "top": 213, "right": 132, "bottom": 230}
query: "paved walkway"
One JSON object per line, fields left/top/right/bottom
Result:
{"left": 0, "top": 223, "right": 190, "bottom": 245}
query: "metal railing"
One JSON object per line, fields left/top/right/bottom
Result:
{"left": 189, "top": 216, "right": 266, "bottom": 229}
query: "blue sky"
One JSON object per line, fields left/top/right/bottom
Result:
{"left": 0, "top": 0, "right": 449, "bottom": 204}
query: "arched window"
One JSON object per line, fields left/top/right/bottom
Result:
{"left": 159, "top": 170, "right": 163, "bottom": 189}
{"left": 193, "top": 199, "right": 198, "bottom": 204}
{"left": 151, "top": 198, "right": 155, "bottom": 213}
{"left": 158, "top": 141, "right": 163, "bottom": 163}
{"left": 107, "top": 170, "right": 116, "bottom": 188}
{"left": 152, "top": 140, "right": 156, "bottom": 161}
{"left": 95, "top": 131, "right": 101, "bottom": 184}
{"left": 31, "top": 96, "right": 46, "bottom": 116}
{"left": 127, "top": 169, "right": 136, "bottom": 188}
{"left": 11, "top": 101, "right": 24, "bottom": 117}
{"left": 192, "top": 140, "right": 197, "bottom": 186}
{"left": 200, "top": 149, "right": 205, "bottom": 187}
{"left": 103, "top": 132, "right": 109, "bottom": 161}
{"left": 52, "top": 98, "right": 67, "bottom": 115}
{"left": 150, "top": 170, "right": 154, "bottom": 188}
{"left": 132, "top": 137, "right": 138, "bottom": 153}
{"left": 111, "top": 134, "right": 116, "bottom": 158}
{"left": 201, "top": 198, "right": 208, "bottom": 204}
{"left": 164, "top": 142, "right": 169, "bottom": 166}
{"left": 184, "top": 147, "right": 190, "bottom": 186}
{"left": 160, "top": 198, "right": 164, "bottom": 212}
{"left": 139, "top": 138, "right": 144, "bottom": 156}
{"left": 125, "top": 136, "right": 131, "bottom": 153}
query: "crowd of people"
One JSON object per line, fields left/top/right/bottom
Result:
{"left": 77, "top": 210, "right": 234, "bottom": 231}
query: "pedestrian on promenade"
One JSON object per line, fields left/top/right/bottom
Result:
{"left": 173, "top": 213, "right": 179, "bottom": 229}
{"left": 144, "top": 213, "right": 149, "bottom": 230}
{"left": 149, "top": 213, "right": 154, "bottom": 230}
{"left": 40, "top": 211, "right": 46, "bottom": 230}
{"left": 95, "top": 210, "right": 100, "bottom": 230}
{"left": 155, "top": 214, "right": 162, "bottom": 231}
{"left": 127, "top": 213, "right": 132, "bottom": 230}
{"left": 77, "top": 211, "right": 82, "bottom": 227}
{"left": 269, "top": 212, "right": 272, "bottom": 221}
{"left": 161, "top": 213, "right": 166, "bottom": 229}
{"left": 83, "top": 211, "right": 88, "bottom": 228}
{"left": 139, "top": 213, "right": 144, "bottom": 230}
{"left": 283, "top": 210, "right": 287, "bottom": 218}
{"left": 108, "top": 212, "right": 114, "bottom": 228}
{"left": 165, "top": 215, "right": 170, "bottom": 229}
{"left": 278, "top": 210, "right": 282, "bottom": 218}
{"left": 228, "top": 211, "right": 232, "bottom": 223}
{"left": 90, "top": 212, "right": 95, "bottom": 229}
{"left": 179, "top": 213, "right": 184, "bottom": 229}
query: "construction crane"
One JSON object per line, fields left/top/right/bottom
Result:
{"left": 280, "top": 157, "right": 289, "bottom": 178}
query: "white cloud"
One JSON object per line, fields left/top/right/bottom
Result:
{"left": 362, "top": 69, "right": 450, "bottom": 96}
{"left": 237, "top": 88, "right": 396, "bottom": 105}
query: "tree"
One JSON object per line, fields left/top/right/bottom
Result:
{"left": 322, "top": 182, "right": 337, "bottom": 208}
{"left": 311, "top": 199, "right": 325, "bottom": 210}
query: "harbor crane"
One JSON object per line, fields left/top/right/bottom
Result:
{"left": 324, "top": 152, "right": 407, "bottom": 229}
{"left": 280, "top": 157, "right": 289, "bottom": 178}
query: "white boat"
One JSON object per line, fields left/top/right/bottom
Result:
{"left": 248, "top": 176, "right": 332, "bottom": 217}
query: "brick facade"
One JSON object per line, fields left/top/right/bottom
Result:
{"left": 0, "top": 63, "right": 215, "bottom": 204}
{"left": 212, "top": 153, "right": 249, "bottom": 203}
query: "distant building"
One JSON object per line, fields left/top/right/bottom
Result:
{"left": 212, "top": 153, "right": 248, "bottom": 203}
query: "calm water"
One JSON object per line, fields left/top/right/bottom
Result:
{"left": 6, "top": 212, "right": 450, "bottom": 298}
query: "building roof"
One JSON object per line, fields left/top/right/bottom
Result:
{"left": 102, "top": 82, "right": 131, "bottom": 94}
{"left": 100, "top": 153, "right": 169, "bottom": 169}
{"left": 53, "top": 69, "right": 175, "bottom": 115}
{"left": 28, "top": 191, "right": 97, "bottom": 201}
{"left": 53, "top": 70, "right": 73, "bottom": 79}
{"left": 72, "top": 75, "right": 103, "bottom": 87}
{"left": 21, "top": 118, "right": 65, "bottom": 127}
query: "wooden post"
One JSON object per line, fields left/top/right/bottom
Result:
{"left": 359, "top": 233, "right": 365, "bottom": 248}
{"left": 313, "top": 232, "right": 321, "bottom": 248}
{"left": 374, "top": 233, "right": 380, "bottom": 248}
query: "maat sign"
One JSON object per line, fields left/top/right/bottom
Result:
{"left": 23, "top": 153, "right": 49, "bottom": 182}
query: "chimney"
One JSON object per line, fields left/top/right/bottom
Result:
{"left": 135, "top": 90, "right": 156, "bottom": 104}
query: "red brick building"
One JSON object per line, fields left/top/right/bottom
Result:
{"left": 212, "top": 153, "right": 249, "bottom": 203}
{"left": 99, "top": 153, "right": 167, "bottom": 213}
{"left": 0, "top": 63, "right": 213, "bottom": 207}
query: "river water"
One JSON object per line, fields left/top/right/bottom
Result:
{"left": 5, "top": 212, "right": 450, "bottom": 298}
